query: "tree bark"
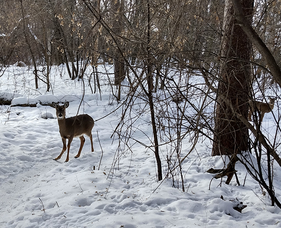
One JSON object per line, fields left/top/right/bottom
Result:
{"left": 20, "top": 0, "right": 39, "bottom": 89}
{"left": 231, "top": 0, "right": 281, "bottom": 87}
{"left": 112, "top": 0, "right": 125, "bottom": 101}
{"left": 212, "top": 0, "right": 254, "bottom": 156}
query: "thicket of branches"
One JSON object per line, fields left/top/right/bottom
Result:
{"left": 1, "top": 0, "right": 281, "bottom": 208}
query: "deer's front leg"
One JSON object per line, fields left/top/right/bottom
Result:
{"left": 65, "top": 137, "right": 73, "bottom": 162}
{"left": 89, "top": 133, "right": 94, "bottom": 152}
{"left": 54, "top": 137, "right": 67, "bottom": 161}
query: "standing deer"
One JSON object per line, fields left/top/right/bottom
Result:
{"left": 51, "top": 102, "right": 94, "bottom": 162}
{"left": 248, "top": 97, "right": 276, "bottom": 122}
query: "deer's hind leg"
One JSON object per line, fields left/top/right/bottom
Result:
{"left": 248, "top": 109, "right": 253, "bottom": 121}
{"left": 89, "top": 133, "right": 94, "bottom": 152}
{"left": 260, "top": 112, "right": 265, "bottom": 122}
{"left": 75, "top": 136, "right": 85, "bottom": 158}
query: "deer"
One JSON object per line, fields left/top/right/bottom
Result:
{"left": 248, "top": 97, "right": 276, "bottom": 122}
{"left": 51, "top": 102, "right": 94, "bottom": 162}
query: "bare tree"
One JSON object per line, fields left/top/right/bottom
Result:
{"left": 111, "top": 0, "right": 125, "bottom": 101}
{"left": 211, "top": 0, "right": 253, "bottom": 183}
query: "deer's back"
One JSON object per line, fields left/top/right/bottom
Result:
{"left": 60, "top": 114, "right": 94, "bottom": 137}
{"left": 249, "top": 100, "right": 273, "bottom": 112}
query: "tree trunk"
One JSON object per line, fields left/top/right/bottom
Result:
{"left": 212, "top": 0, "right": 254, "bottom": 156}
{"left": 146, "top": 0, "right": 162, "bottom": 181}
{"left": 112, "top": 0, "right": 125, "bottom": 101}
{"left": 20, "top": 0, "right": 39, "bottom": 89}
{"left": 231, "top": 0, "right": 281, "bottom": 88}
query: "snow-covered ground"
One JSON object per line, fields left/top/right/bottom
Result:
{"left": 1, "top": 64, "right": 281, "bottom": 227}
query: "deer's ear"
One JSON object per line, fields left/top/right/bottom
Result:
{"left": 51, "top": 102, "right": 57, "bottom": 108}
{"left": 65, "top": 102, "right": 69, "bottom": 108}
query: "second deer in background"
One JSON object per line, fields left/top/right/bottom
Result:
{"left": 248, "top": 97, "right": 276, "bottom": 122}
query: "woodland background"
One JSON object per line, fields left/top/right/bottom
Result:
{"left": 1, "top": 0, "right": 281, "bottom": 209}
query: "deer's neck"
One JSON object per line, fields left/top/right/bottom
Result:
{"left": 57, "top": 118, "right": 66, "bottom": 128}
{"left": 57, "top": 118, "right": 70, "bottom": 137}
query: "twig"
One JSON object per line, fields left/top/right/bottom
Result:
{"left": 39, "top": 198, "right": 46, "bottom": 213}
{"left": 76, "top": 175, "right": 84, "bottom": 193}
{"left": 97, "top": 131, "right": 104, "bottom": 170}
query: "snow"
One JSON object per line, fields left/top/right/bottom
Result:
{"left": 1, "top": 64, "right": 281, "bottom": 227}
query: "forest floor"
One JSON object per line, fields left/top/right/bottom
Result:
{"left": 1, "top": 64, "right": 281, "bottom": 227}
